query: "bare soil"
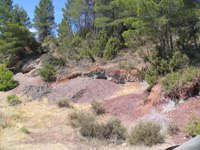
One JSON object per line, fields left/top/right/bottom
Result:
{"left": 47, "top": 78, "right": 122, "bottom": 104}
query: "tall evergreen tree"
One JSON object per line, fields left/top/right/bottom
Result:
{"left": 0, "top": 1, "right": 36, "bottom": 63}
{"left": 33, "top": 0, "right": 55, "bottom": 41}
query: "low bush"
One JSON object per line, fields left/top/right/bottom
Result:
{"left": 118, "top": 60, "right": 136, "bottom": 71}
{"left": 129, "top": 121, "right": 164, "bottom": 147}
{"left": 69, "top": 110, "right": 127, "bottom": 140}
{"left": 56, "top": 98, "right": 71, "bottom": 108}
{"left": 46, "top": 56, "right": 66, "bottom": 67}
{"left": 102, "top": 118, "right": 127, "bottom": 140}
{"left": 0, "top": 64, "right": 18, "bottom": 91}
{"left": 184, "top": 114, "right": 200, "bottom": 136}
{"left": 0, "top": 113, "right": 11, "bottom": 129}
{"left": 20, "top": 126, "right": 30, "bottom": 134}
{"left": 145, "top": 68, "right": 158, "bottom": 88}
{"left": 7, "top": 94, "right": 21, "bottom": 104}
{"left": 80, "top": 118, "right": 127, "bottom": 140}
{"left": 103, "top": 37, "right": 121, "bottom": 60}
{"left": 69, "top": 111, "right": 95, "bottom": 128}
{"left": 167, "top": 122, "right": 180, "bottom": 136}
{"left": 161, "top": 67, "right": 200, "bottom": 94}
{"left": 91, "top": 100, "right": 105, "bottom": 115}
{"left": 38, "top": 61, "right": 56, "bottom": 82}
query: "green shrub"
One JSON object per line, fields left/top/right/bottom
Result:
{"left": 38, "top": 61, "right": 56, "bottom": 82}
{"left": 118, "top": 60, "right": 136, "bottom": 71}
{"left": 92, "top": 30, "right": 108, "bottom": 57}
{"left": 129, "top": 121, "right": 164, "bottom": 147}
{"left": 80, "top": 118, "right": 127, "bottom": 140}
{"left": 161, "top": 67, "right": 200, "bottom": 93}
{"left": 161, "top": 71, "right": 180, "bottom": 93}
{"left": 7, "top": 94, "right": 21, "bottom": 104}
{"left": 184, "top": 114, "right": 200, "bottom": 136}
{"left": 69, "top": 110, "right": 127, "bottom": 140}
{"left": 56, "top": 98, "right": 71, "bottom": 108}
{"left": 103, "top": 118, "right": 127, "bottom": 140}
{"left": 20, "top": 126, "right": 30, "bottom": 134}
{"left": 71, "top": 36, "right": 82, "bottom": 47}
{"left": 80, "top": 120, "right": 97, "bottom": 138}
{"left": 69, "top": 111, "right": 95, "bottom": 128}
{"left": 91, "top": 100, "right": 105, "bottom": 115}
{"left": 0, "top": 64, "right": 18, "bottom": 91}
{"left": 169, "top": 51, "right": 189, "bottom": 72}
{"left": 103, "top": 37, "right": 121, "bottom": 60}
{"left": 145, "top": 68, "right": 158, "bottom": 88}
{"left": 167, "top": 122, "right": 180, "bottom": 136}
{"left": 46, "top": 56, "right": 66, "bottom": 67}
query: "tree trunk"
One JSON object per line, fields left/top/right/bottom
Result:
{"left": 165, "top": 25, "right": 170, "bottom": 50}
{"left": 192, "top": 26, "right": 198, "bottom": 50}
{"left": 169, "top": 25, "right": 173, "bottom": 50}
{"left": 159, "top": 25, "right": 166, "bottom": 59}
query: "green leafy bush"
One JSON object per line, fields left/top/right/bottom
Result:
{"left": 129, "top": 121, "right": 164, "bottom": 147}
{"left": 46, "top": 56, "right": 66, "bottom": 67}
{"left": 38, "top": 61, "right": 56, "bottom": 82}
{"left": 56, "top": 98, "right": 71, "bottom": 108}
{"left": 184, "top": 114, "right": 200, "bottom": 136}
{"left": 169, "top": 51, "right": 189, "bottom": 72}
{"left": 7, "top": 94, "right": 21, "bottom": 104}
{"left": 103, "top": 37, "right": 121, "bottom": 60}
{"left": 161, "top": 71, "right": 180, "bottom": 93}
{"left": 91, "top": 100, "right": 105, "bottom": 115}
{"left": 145, "top": 68, "right": 158, "bottom": 88}
{"left": 161, "top": 67, "right": 200, "bottom": 93}
{"left": 0, "top": 64, "right": 18, "bottom": 91}
{"left": 71, "top": 36, "right": 82, "bottom": 47}
{"left": 92, "top": 30, "right": 108, "bottom": 57}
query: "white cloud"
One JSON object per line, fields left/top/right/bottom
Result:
{"left": 29, "top": 28, "right": 36, "bottom": 33}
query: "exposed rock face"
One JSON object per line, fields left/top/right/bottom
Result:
{"left": 57, "top": 71, "right": 82, "bottom": 83}
{"left": 81, "top": 66, "right": 137, "bottom": 84}
{"left": 147, "top": 84, "right": 163, "bottom": 106}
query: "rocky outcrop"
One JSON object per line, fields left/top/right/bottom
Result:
{"left": 165, "top": 81, "right": 200, "bottom": 101}
{"left": 81, "top": 66, "right": 137, "bottom": 84}
{"left": 57, "top": 71, "right": 82, "bottom": 83}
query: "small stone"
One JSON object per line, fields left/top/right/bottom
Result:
{"left": 122, "top": 143, "right": 127, "bottom": 147}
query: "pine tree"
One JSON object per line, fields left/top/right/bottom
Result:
{"left": 33, "top": 0, "right": 55, "bottom": 41}
{"left": 56, "top": 2, "right": 74, "bottom": 55}
{"left": 0, "top": 1, "right": 34, "bottom": 62}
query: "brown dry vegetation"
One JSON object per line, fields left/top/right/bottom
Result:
{"left": 0, "top": 91, "right": 171, "bottom": 150}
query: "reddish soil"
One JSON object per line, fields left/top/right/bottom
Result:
{"left": 47, "top": 78, "right": 122, "bottom": 104}
{"left": 11, "top": 73, "right": 46, "bottom": 94}
{"left": 165, "top": 97, "right": 200, "bottom": 144}
{"left": 104, "top": 93, "right": 151, "bottom": 124}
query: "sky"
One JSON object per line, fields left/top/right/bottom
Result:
{"left": 13, "top": 0, "right": 66, "bottom": 33}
